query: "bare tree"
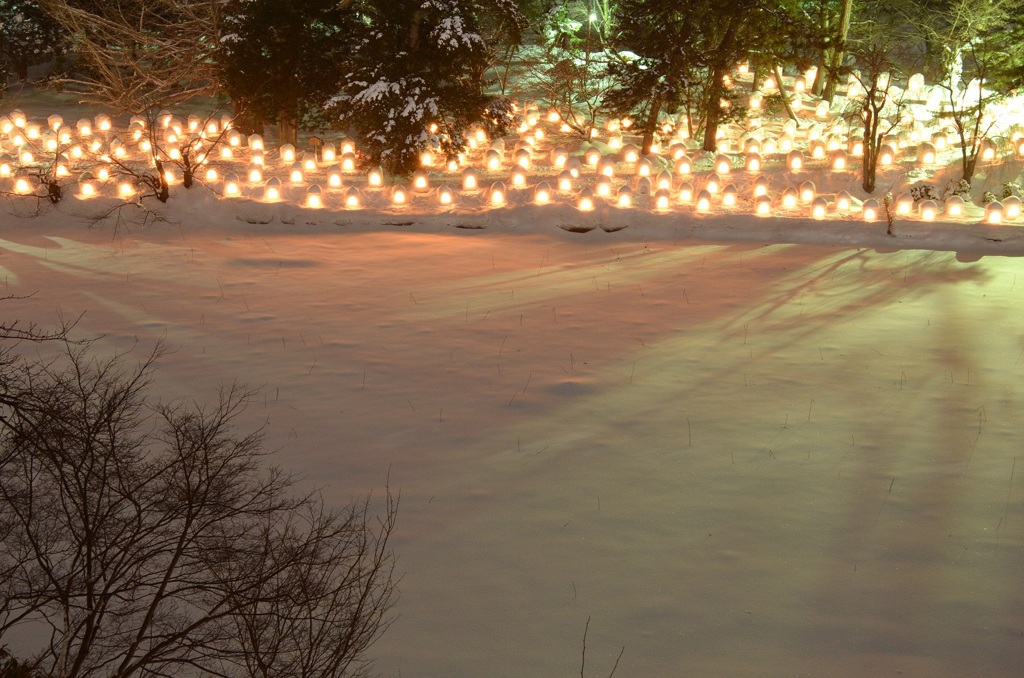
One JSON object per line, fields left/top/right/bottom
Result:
{"left": 37, "top": 0, "right": 225, "bottom": 114}
{"left": 0, "top": 344, "right": 397, "bottom": 678}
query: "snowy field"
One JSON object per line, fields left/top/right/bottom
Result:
{"left": 2, "top": 196, "right": 1023, "bottom": 676}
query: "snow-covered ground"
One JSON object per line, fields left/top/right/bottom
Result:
{"left": 3, "top": 191, "right": 1024, "bottom": 675}
{"left": 4, "top": 72, "right": 1024, "bottom": 673}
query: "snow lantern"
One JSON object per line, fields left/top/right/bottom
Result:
{"left": 223, "top": 173, "right": 240, "bottom": 197}
{"left": 367, "top": 167, "right": 384, "bottom": 188}
{"left": 340, "top": 138, "right": 356, "bottom": 155}
{"left": 247, "top": 165, "right": 263, "bottom": 184}
{"left": 616, "top": 185, "right": 633, "bottom": 208}
{"left": 695, "top": 189, "right": 712, "bottom": 213}
{"left": 344, "top": 186, "right": 361, "bottom": 208}
{"left": 678, "top": 182, "right": 695, "bottom": 203}
{"left": 810, "top": 141, "right": 826, "bottom": 159}
{"left": 787, "top": 150, "right": 803, "bottom": 171}
{"left": 762, "top": 138, "right": 777, "bottom": 155}
{"left": 908, "top": 73, "right": 926, "bottom": 94}
{"left": 781, "top": 186, "right": 799, "bottom": 210}
{"left": 220, "top": 145, "right": 234, "bottom": 160}
{"left": 489, "top": 181, "right": 506, "bottom": 206}
{"left": 753, "top": 176, "right": 769, "bottom": 197}
{"left": 18, "top": 148, "right": 33, "bottom": 164}
{"left": 878, "top": 144, "right": 895, "bottom": 166}
{"left": 510, "top": 168, "right": 527, "bottom": 188}
{"left": 321, "top": 144, "right": 336, "bottom": 163}
{"left": 302, "top": 152, "right": 317, "bottom": 171}
{"left": 636, "top": 158, "right": 653, "bottom": 177}
{"left": 595, "top": 175, "right": 613, "bottom": 197}
{"left": 835, "top": 191, "right": 852, "bottom": 212}
{"left": 755, "top": 194, "right": 772, "bottom": 216}
{"left": 8, "top": 109, "right": 25, "bottom": 128}
{"left": 985, "top": 201, "right": 1003, "bottom": 224}
{"left": 848, "top": 139, "right": 864, "bottom": 156}
{"left": 714, "top": 154, "right": 731, "bottom": 175}
{"left": 944, "top": 195, "right": 965, "bottom": 217}
{"left": 919, "top": 199, "right": 937, "bottom": 221}
{"left": 815, "top": 101, "right": 830, "bottom": 119}
{"left": 47, "top": 113, "right": 62, "bottom": 131}
{"left": 289, "top": 162, "right": 304, "bottom": 185}
{"left": 486, "top": 150, "right": 502, "bottom": 171}
{"left": 743, "top": 137, "right": 761, "bottom": 153}
{"left": 793, "top": 75, "right": 806, "bottom": 93}
{"left": 894, "top": 193, "right": 912, "bottom": 215}
{"left": 547, "top": 109, "right": 560, "bottom": 123}
{"left": 831, "top": 150, "right": 848, "bottom": 171}
{"left": 391, "top": 184, "right": 408, "bottom": 205}
{"left": 420, "top": 150, "right": 435, "bottom": 167}
{"left": 306, "top": 184, "right": 323, "bottom": 208}
{"left": 862, "top": 199, "right": 879, "bottom": 221}
{"left": 279, "top": 144, "right": 296, "bottom": 163}
{"left": 534, "top": 181, "right": 552, "bottom": 205}
{"left": 327, "top": 166, "right": 343, "bottom": 188}
{"left": 608, "top": 135, "right": 623, "bottom": 150}
{"left": 95, "top": 166, "right": 110, "bottom": 182}
{"left": 204, "top": 168, "right": 218, "bottom": 182}
{"left": 722, "top": 184, "right": 738, "bottom": 206}
{"left": 263, "top": 177, "right": 281, "bottom": 201}
{"left": 598, "top": 156, "right": 616, "bottom": 177}
{"left": 462, "top": 168, "right": 479, "bottom": 191}
{"left": 799, "top": 181, "right": 816, "bottom": 203}
{"left": 705, "top": 173, "right": 721, "bottom": 194}
{"left": 749, "top": 92, "right": 762, "bottom": 110}
{"left": 668, "top": 143, "right": 688, "bottom": 160}
{"left": 550, "top": 147, "right": 568, "bottom": 168}
{"left": 654, "top": 188, "right": 671, "bottom": 210}
{"left": 76, "top": 118, "right": 92, "bottom": 137}
{"left": 514, "top": 148, "right": 531, "bottom": 169}
{"left": 655, "top": 171, "right": 673, "bottom": 191}
{"left": 341, "top": 152, "right": 356, "bottom": 172}
{"left": 636, "top": 176, "right": 653, "bottom": 196}
{"left": 621, "top": 144, "right": 640, "bottom": 163}
{"left": 577, "top": 187, "right": 595, "bottom": 211}
{"left": 674, "top": 155, "right": 692, "bottom": 175}
{"left": 248, "top": 134, "right": 264, "bottom": 152}
{"left": 811, "top": 196, "right": 828, "bottom": 219}
{"left": 412, "top": 170, "right": 430, "bottom": 192}
{"left": 437, "top": 185, "right": 454, "bottom": 206}
{"left": 1002, "top": 196, "right": 1022, "bottom": 219}
{"left": 565, "top": 157, "right": 581, "bottom": 179}
{"left": 186, "top": 114, "right": 201, "bottom": 133}
{"left": 978, "top": 138, "right": 998, "bottom": 162}
{"left": 77, "top": 172, "right": 96, "bottom": 198}
{"left": 584, "top": 147, "right": 602, "bottom": 167}
{"left": 916, "top": 142, "right": 937, "bottom": 165}
{"left": 12, "top": 171, "right": 32, "bottom": 195}
{"left": 557, "top": 170, "right": 574, "bottom": 193}
{"left": 745, "top": 152, "right": 762, "bottom": 172}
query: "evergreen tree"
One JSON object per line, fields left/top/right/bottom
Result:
{"left": 326, "top": 0, "right": 525, "bottom": 176}
{"left": 219, "top": 0, "right": 355, "bottom": 143}
{"left": 0, "top": 0, "right": 60, "bottom": 87}
{"left": 604, "top": 0, "right": 803, "bottom": 153}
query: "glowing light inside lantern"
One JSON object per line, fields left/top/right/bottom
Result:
{"left": 368, "top": 168, "right": 383, "bottom": 187}
{"left": 535, "top": 186, "right": 550, "bottom": 205}
{"left": 782, "top": 189, "right": 798, "bottom": 209}
{"left": 248, "top": 167, "right": 263, "bottom": 183}
{"left": 678, "top": 183, "right": 694, "bottom": 203}
{"left": 696, "top": 190, "right": 711, "bottom": 213}
{"left": 811, "top": 198, "right": 827, "bottom": 219}
{"left": 118, "top": 181, "right": 134, "bottom": 197}
{"left": 79, "top": 181, "right": 95, "bottom": 197}
{"left": 224, "top": 180, "right": 240, "bottom": 196}
{"left": 345, "top": 187, "right": 360, "bottom": 207}
{"left": 281, "top": 146, "right": 296, "bottom": 162}
{"left": 755, "top": 196, "right": 771, "bottom": 215}
{"left": 14, "top": 176, "right": 32, "bottom": 194}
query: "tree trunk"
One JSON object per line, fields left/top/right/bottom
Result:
{"left": 642, "top": 96, "right": 663, "bottom": 155}
{"left": 702, "top": 65, "right": 727, "bottom": 152}
{"left": 822, "top": 0, "right": 853, "bottom": 102}
{"left": 774, "top": 66, "right": 798, "bottom": 122}
{"left": 232, "top": 98, "right": 264, "bottom": 136}
{"left": 16, "top": 59, "right": 29, "bottom": 82}
{"left": 278, "top": 110, "right": 298, "bottom": 147}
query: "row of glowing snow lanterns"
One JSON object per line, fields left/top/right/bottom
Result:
{"left": 1, "top": 108, "right": 1021, "bottom": 222}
